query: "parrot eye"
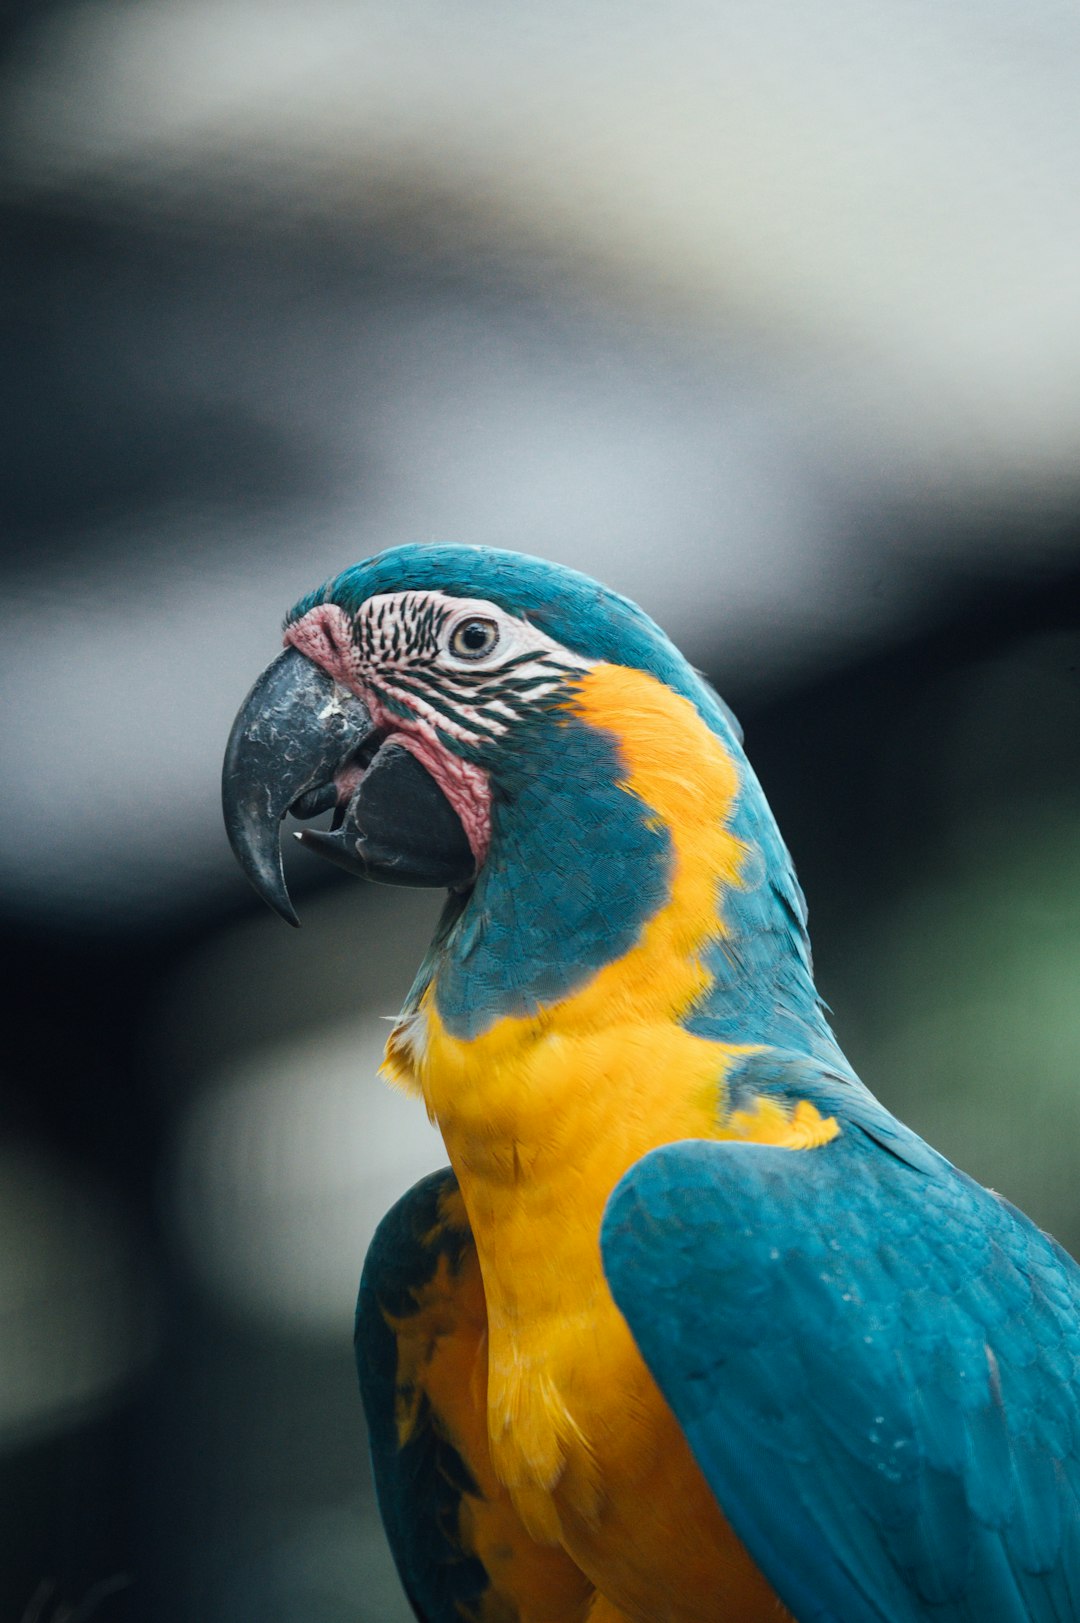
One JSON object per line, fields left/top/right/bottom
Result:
{"left": 449, "top": 616, "right": 500, "bottom": 661}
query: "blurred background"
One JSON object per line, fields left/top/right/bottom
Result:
{"left": 2, "top": 0, "right": 1079, "bottom": 1616}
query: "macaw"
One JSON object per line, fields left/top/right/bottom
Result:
{"left": 222, "top": 544, "right": 1080, "bottom": 1623}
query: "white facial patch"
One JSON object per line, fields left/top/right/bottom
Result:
{"left": 284, "top": 589, "right": 596, "bottom": 870}
{"left": 350, "top": 591, "right": 594, "bottom": 748}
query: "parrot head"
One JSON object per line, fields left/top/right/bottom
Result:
{"left": 224, "top": 544, "right": 830, "bottom": 1055}
{"left": 224, "top": 543, "right": 738, "bottom": 923}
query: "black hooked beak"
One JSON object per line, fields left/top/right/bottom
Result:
{"left": 222, "top": 646, "right": 475, "bottom": 925}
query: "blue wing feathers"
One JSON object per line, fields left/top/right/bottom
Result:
{"left": 355, "top": 1167, "right": 490, "bottom": 1623}
{"left": 601, "top": 1095, "right": 1080, "bottom": 1622}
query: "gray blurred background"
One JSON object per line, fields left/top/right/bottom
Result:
{"left": 1, "top": 2, "right": 1079, "bottom": 1618}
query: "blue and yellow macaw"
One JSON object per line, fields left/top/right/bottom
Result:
{"left": 223, "top": 545, "right": 1080, "bottom": 1622}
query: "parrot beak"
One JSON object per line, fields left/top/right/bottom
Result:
{"left": 222, "top": 646, "right": 475, "bottom": 925}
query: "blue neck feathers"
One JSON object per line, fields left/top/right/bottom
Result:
{"left": 429, "top": 709, "right": 671, "bottom": 1040}
{"left": 419, "top": 701, "right": 845, "bottom": 1070}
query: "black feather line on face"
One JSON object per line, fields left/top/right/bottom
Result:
{"left": 381, "top": 674, "right": 506, "bottom": 740}
{"left": 364, "top": 676, "right": 413, "bottom": 724}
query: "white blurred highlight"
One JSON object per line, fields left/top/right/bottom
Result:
{"left": 168, "top": 1022, "right": 446, "bottom": 1330}
{"left": 4, "top": 0, "right": 1080, "bottom": 474}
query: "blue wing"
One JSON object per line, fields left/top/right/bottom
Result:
{"left": 601, "top": 1062, "right": 1080, "bottom": 1622}
{"left": 356, "top": 1168, "right": 491, "bottom": 1623}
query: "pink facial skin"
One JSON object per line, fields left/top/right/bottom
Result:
{"left": 285, "top": 604, "right": 492, "bottom": 870}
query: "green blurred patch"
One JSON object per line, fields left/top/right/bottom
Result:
{"left": 834, "top": 630, "right": 1080, "bottom": 1252}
